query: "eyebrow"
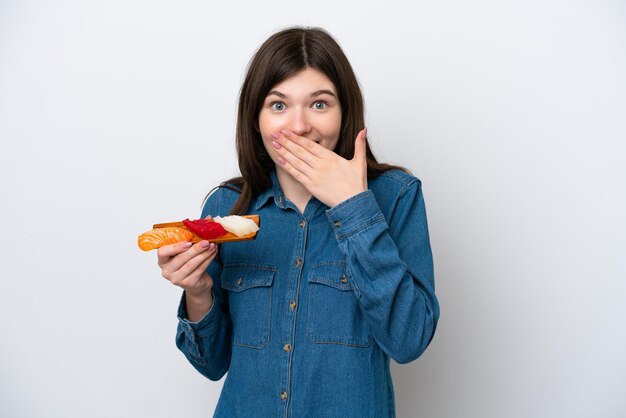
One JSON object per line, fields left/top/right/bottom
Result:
{"left": 267, "top": 89, "right": 337, "bottom": 99}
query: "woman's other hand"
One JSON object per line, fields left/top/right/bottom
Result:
{"left": 272, "top": 128, "right": 368, "bottom": 208}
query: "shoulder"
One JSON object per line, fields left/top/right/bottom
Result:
{"left": 369, "top": 168, "right": 422, "bottom": 200}
{"left": 369, "top": 169, "right": 429, "bottom": 229}
{"left": 201, "top": 183, "right": 243, "bottom": 218}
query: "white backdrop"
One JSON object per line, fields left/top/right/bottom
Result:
{"left": 1, "top": 1, "right": 625, "bottom": 417}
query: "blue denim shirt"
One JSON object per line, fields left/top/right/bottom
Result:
{"left": 176, "top": 168, "right": 439, "bottom": 418}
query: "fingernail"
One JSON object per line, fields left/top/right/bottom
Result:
{"left": 182, "top": 242, "right": 192, "bottom": 248}
{"left": 279, "top": 157, "right": 286, "bottom": 165}
{"left": 271, "top": 132, "right": 279, "bottom": 139}
{"left": 364, "top": 127, "right": 368, "bottom": 138}
{"left": 200, "top": 240, "right": 210, "bottom": 248}
{"left": 281, "top": 129, "right": 292, "bottom": 137}
{"left": 209, "top": 243, "right": 216, "bottom": 250}
{"left": 272, "top": 140, "right": 281, "bottom": 149}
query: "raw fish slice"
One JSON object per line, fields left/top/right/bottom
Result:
{"left": 182, "top": 218, "right": 228, "bottom": 240}
{"left": 138, "top": 227, "right": 193, "bottom": 251}
{"left": 214, "top": 215, "right": 260, "bottom": 237}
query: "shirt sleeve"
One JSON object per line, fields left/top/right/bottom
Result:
{"left": 325, "top": 178, "right": 440, "bottom": 364}
{"left": 175, "top": 190, "right": 233, "bottom": 380}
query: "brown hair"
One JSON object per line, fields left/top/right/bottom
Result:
{"left": 206, "top": 26, "right": 410, "bottom": 214}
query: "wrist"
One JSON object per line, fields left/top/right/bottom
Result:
{"left": 331, "top": 188, "right": 368, "bottom": 209}
{"left": 185, "top": 287, "right": 213, "bottom": 305}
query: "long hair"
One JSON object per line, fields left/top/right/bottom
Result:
{"left": 205, "top": 26, "right": 410, "bottom": 214}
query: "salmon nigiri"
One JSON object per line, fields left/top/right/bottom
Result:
{"left": 137, "top": 227, "right": 193, "bottom": 251}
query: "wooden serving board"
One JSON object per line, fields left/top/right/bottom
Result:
{"left": 153, "top": 215, "right": 260, "bottom": 244}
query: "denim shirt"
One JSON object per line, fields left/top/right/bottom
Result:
{"left": 176, "top": 168, "right": 439, "bottom": 418}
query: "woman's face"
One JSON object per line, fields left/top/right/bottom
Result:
{"left": 258, "top": 68, "right": 342, "bottom": 167}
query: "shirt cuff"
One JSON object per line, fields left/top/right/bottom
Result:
{"left": 177, "top": 290, "right": 217, "bottom": 337}
{"left": 325, "top": 190, "right": 386, "bottom": 241}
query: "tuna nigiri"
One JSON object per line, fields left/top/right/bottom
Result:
{"left": 183, "top": 218, "right": 228, "bottom": 240}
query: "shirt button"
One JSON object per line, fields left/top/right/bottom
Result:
{"left": 298, "top": 220, "right": 306, "bottom": 228}
{"left": 283, "top": 343, "right": 292, "bottom": 352}
{"left": 281, "top": 391, "right": 288, "bottom": 401}
{"left": 236, "top": 277, "right": 243, "bottom": 286}
{"left": 295, "top": 258, "right": 302, "bottom": 267}
{"left": 341, "top": 275, "right": 348, "bottom": 284}
{"left": 290, "top": 300, "right": 297, "bottom": 311}
{"left": 333, "top": 220, "right": 341, "bottom": 228}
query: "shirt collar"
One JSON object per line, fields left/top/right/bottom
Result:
{"left": 254, "top": 168, "right": 286, "bottom": 210}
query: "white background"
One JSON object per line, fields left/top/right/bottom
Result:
{"left": 1, "top": 1, "right": 625, "bottom": 417}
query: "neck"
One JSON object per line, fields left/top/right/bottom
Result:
{"left": 275, "top": 166, "right": 312, "bottom": 205}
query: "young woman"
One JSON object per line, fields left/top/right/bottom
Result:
{"left": 157, "top": 26, "right": 439, "bottom": 417}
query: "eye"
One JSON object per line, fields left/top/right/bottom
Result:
{"left": 270, "top": 101, "right": 285, "bottom": 111}
{"left": 313, "top": 101, "right": 328, "bottom": 110}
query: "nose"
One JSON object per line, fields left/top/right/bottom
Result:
{"left": 288, "top": 107, "right": 311, "bottom": 135}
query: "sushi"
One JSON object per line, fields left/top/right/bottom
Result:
{"left": 137, "top": 214, "right": 260, "bottom": 251}
{"left": 138, "top": 227, "right": 194, "bottom": 251}
{"left": 213, "top": 215, "right": 260, "bottom": 237}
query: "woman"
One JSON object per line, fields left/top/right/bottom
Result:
{"left": 158, "top": 26, "right": 439, "bottom": 417}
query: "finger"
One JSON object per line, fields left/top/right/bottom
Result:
{"left": 162, "top": 241, "right": 213, "bottom": 274}
{"left": 352, "top": 128, "right": 367, "bottom": 162}
{"left": 170, "top": 245, "right": 217, "bottom": 285}
{"left": 277, "top": 154, "right": 310, "bottom": 186}
{"left": 157, "top": 241, "right": 193, "bottom": 267}
{"left": 181, "top": 251, "right": 216, "bottom": 285}
{"left": 280, "top": 129, "right": 331, "bottom": 159}
{"left": 272, "top": 135, "right": 319, "bottom": 168}
{"left": 274, "top": 143, "right": 316, "bottom": 179}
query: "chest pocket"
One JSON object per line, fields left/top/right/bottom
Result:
{"left": 221, "top": 264, "right": 276, "bottom": 349}
{"left": 307, "top": 261, "right": 373, "bottom": 347}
